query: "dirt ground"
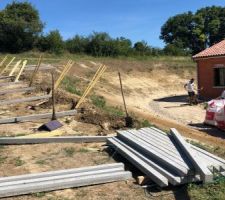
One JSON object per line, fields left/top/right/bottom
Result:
{"left": 0, "top": 57, "right": 224, "bottom": 200}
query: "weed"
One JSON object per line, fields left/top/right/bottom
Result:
{"left": 78, "top": 148, "right": 89, "bottom": 153}
{"left": 91, "top": 95, "right": 124, "bottom": 117}
{"left": 188, "top": 176, "right": 225, "bottom": 200}
{"left": 0, "top": 155, "right": 7, "bottom": 165}
{"left": 91, "top": 95, "right": 106, "bottom": 108}
{"left": 15, "top": 157, "right": 25, "bottom": 166}
{"left": 32, "top": 192, "right": 46, "bottom": 198}
{"left": 140, "top": 120, "right": 153, "bottom": 128}
{"left": 62, "top": 76, "right": 81, "bottom": 95}
{"left": 63, "top": 147, "right": 75, "bottom": 157}
{"left": 35, "top": 159, "right": 47, "bottom": 165}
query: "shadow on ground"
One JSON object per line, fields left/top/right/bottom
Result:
{"left": 189, "top": 123, "right": 225, "bottom": 140}
{"left": 154, "top": 95, "right": 188, "bottom": 103}
{"left": 106, "top": 146, "right": 191, "bottom": 200}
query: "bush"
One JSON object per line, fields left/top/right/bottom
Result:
{"left": 37, "top": 30, "right": 64, "bottom": 54}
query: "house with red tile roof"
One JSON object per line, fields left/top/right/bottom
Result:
{"left": 193, "top": 40, "right": 225, "bottom": 99}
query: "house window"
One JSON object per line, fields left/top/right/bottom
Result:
{"left": 214, "top": 67, "right": 225, "bottom": 86}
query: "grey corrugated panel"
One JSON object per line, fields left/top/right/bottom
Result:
{"left": 144, "top": 128, "right": 225, "bottom": 170}
{"left": 0, "top": 163, "right": 124, "bottom": 183}
{"left": 0, "top": 110, "right": 77, "bottom": 124}
{"left": 0, "top": 87, "right": 35, "bottom": 95}
{"left": 0, "top": 81, "right": 23, "bottom": 87}
{"left": 0, "top": 171, "right": 132, "bottom": 198}
{"left": 107, "top": 138, "right": 168, "bottom": 187}
{"left": 117, "top": 131, "right": 188, "bottom": 176}
{"left": 0, "top": 94, "right": 51, "bottom": 106}
{"left": 126, "top": 129, "right": 192, "bottom": 170}
{"left": 170, "top": 128, "right": 213, "bottom": 183}
{"left": 0, "top": 136, "right": 109, "bottom": 145}
{"left": 119, "top": 130, "right": 191, "bottom": 172}
{"left": 109, "top": 137, "right": 181, "bottom": 185}
{"left": 0, "top": 168, "right": 125, "bottom": 188}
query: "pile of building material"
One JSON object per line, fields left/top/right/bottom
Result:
{"left": 0, "top": 163, "right": 132, "bottom": 198}
{"left": 107, "top": 127, "right": 225, "bottom": 187}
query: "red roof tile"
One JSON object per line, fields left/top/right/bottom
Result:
{"left": 193, "top": 39, "right": 225, "bottom": 59}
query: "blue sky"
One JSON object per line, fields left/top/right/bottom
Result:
{"left": 0, "top": 0, "right": 225, "bottom": 47}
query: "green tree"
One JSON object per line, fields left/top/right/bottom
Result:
{"left": 37, "top": 30, "right": 64, "bottom": 54}
{"left": 134, "top": 41, "right": 151, "bottom": 56}
{"left": 160, "top": 6, "right": 225, "bottom": 54}
{"left": 65, "top": 35, "right": 89, "bottom": 54}
{"left": 0, "top": 1, "right": 43, "bottom": 52}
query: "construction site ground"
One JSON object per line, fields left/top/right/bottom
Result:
{"left": 0, "top": 55, "right": 224, "bottom": 200}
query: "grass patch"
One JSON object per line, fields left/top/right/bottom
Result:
{"left": 62, "top": 76, "right": 81, "bottom": 96}
{"left": 0, "top": 155, "right": 7, "bottom": 165}
{"left": 188, "top": 176, "right": 225, "bottom": 200}
{"left": 35, "top": 159, "right": 47, "bottom": 165}
{"left": 91, "top": 95, "right": 124, "bottom": 117}
{"left": 15, "top": 157, "right": 25, "bottom": 166}
{"left": 32, "top": 192, "right": 46, "bottom": 198}
{"left": 63, "top": 147, "right": 75, "bottom": 157}
{"left": 78, "top": 148, "right": 89, "bottom": 153}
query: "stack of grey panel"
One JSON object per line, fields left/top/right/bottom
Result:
{"left": 0, "top": 163, "right": 132, "bottom": 198}
{"left": 107, "top": 127, "right": 225, "bottom": 187}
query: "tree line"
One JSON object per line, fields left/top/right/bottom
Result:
{"left": 160, "top": 6, "right": 225, "bottom": 54}
{"left": 0, "top": 2, "right": 224, "bottom": 56}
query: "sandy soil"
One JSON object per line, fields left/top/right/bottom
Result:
{"left": 0, "top": 58, "right": 223, "bottom": 200}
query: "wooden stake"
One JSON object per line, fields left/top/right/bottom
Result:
{"left": 29, "top": 55, "right": 43, "bottom": 87}
{"left": 9, "top": 60, "right": 22, "bottom": 76}
{"left": 0, "top": 56, "right": 8, "bottom": 67}
{"left": 14, "top": 60, "right": 27, "bottom": 82}
{"left": 118, "top": 72, "right": 128, "bottom": 117}
{"left": 0, "top": 57, "right": 16, "bottom": 75}
{"left": 75, "top": 65, "right": 106, "bottom": 108}
{"left": 51, "top": 72, "right": 56, "bottom": 120}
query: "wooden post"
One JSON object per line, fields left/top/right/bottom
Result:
{"left": 51, "top": 72, "right": 56, "bottom": 120}
{"left": 29, "top": 55, "right": 43, "bottom": 87}
{"left": 75, "top": 65, "right": 106, "bottom": 109}
{"left": 118, "top": 72, "right": 128, "bottom": 117}
{"left": 14, "top": 60, "right": 27, "bottom": 82}
{"left": 0, "top": 56, "right": 8, "bottom": 67}
{"left": 9, "top": 60, "right": 21, "bottom": 76}
{"left": 0, "top": 57, "right": 16, "bottom": 75}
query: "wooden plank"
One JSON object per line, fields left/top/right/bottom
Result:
{"left": 9, "top": 60, "right": 21, "bottom": 76}
{"left": 0, "top": 110, "right": 77, "bottom": 124}
{"left": 0, "top": 136, "right": 110, "bottom": 144}
{"left": 170, "top": 128, "right": 213, "bottom": 183}
{"left": 0, "top": 87, "right": 35, "bottom": 95}
{"left": 14, "top": 60, "right": 27, "bottom": 82}
{"left": 0, "top": 94, "right": 50, "bottom": 106}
